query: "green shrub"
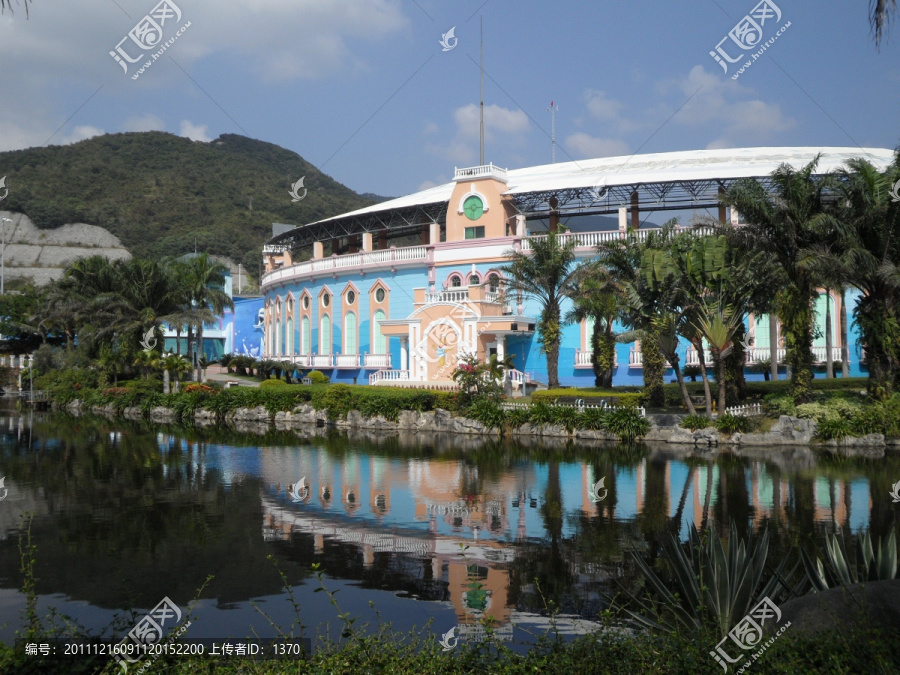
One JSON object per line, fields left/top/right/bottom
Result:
{"left": 531, "top": 389, "right": 644, "bottom": 407}
{"left": 549, "top": 405, "right": 581, "bottom": 432}
{"left": 603, "top": 408, "right": 650, "bottom": 441}
{"left": 528, "top": 401, "right": 554, "bottom": 426}
{"left": 796, "top": 402, "right": 838, "bottom": 423}
{"left": 259, "top": 378, "right": 288, "bottom": 388}
{"left": 315, "top": 384, "right": 354, "bottom": 420}
{"left": 763, "top": 394, "right": 796, "bottom": 417}
{"left": 816, "top": 417, "right": 853, "bottom": 441}
{"left": 680, "top": 414, "right": 712, "bottom": 431}
{"left": 465, "top": 398, "right": 505, "bottom": 430}
{"left": 579, "top": 407, "right": 609, "bottom": 430}
{"left": 715, "top": 413, "right": 752, "bottom": 434}
{"left": 504, "top": 406, "right": 531, "bottom": 429}
{"left": 432, "top": 391, "right": 459, "bottom": 411}
{"left": 304, "top": 370, "right": 330, "bottom": 384}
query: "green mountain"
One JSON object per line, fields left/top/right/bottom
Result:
{"left": 0, "top": 132, "right": 374, "bottom": 271}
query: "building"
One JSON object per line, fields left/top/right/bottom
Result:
{"left": 260, "top": 147, "right": 895, "bottom": 387}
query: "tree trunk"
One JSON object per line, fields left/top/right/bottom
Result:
{"left": 840, "top": 288, "right": 849, "bottom": 378}
{"left": 547, "top": 339, "right": 560, "bottom": 389}
{"left": 670, "top": 355, "right": 696, "bottom": 415}
{"left": 697, "top": 341, "right": 713, "bottom": 416}
{"left": 825, "top": 289, "right": 833, "bottom": 379}
{"left": 163, "top": 369, "right": 170, "bottom": 395}
{"left": 196, "top": 326, "right": 204, "bottom": 383}
{"left": 717, "top": 352, "right": 727, "bottom": 414}
{"left": 175, "top": 327, "right": 182, "bottom": 356}
{"left": 769, "top": 314, "right": 779, "bottom": 381}
{"left": 641, "top": 334, "right": 667, "bottom": 408}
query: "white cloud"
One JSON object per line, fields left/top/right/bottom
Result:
{"left": 454, "top": 104, "right": 529, "bottom": 140}
{"left": 121, "top": 114, "right": 165, "bottom": 132}
{"left": 564, "top": 132, "right": 630, "bottom": 159}
{"left": 665, "top": 66, "right": 795, "bottom": 145}
{"left": 180, "top": 120, "right": 211, "bottom": 142}
{"left": 428, "top": 103, "right": 529, "bottom": 164}
{"left": 585, "top": 90, "right": 624, "bottom": 121}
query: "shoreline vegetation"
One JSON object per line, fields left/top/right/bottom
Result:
{"left": 25, "top": 365, "right": 900, "bottom": 450}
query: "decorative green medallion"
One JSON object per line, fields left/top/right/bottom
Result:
{"left": 463, "top": 194, "right": 484, "bottom": 221}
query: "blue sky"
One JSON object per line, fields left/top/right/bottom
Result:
{"left": 1, "top": 1, "right": 898, "bottom": 198}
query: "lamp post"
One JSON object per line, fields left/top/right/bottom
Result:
{"left": 1, "top": 217, "right": 12, "bottom": 294}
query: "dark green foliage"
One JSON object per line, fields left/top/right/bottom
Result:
{"left": 465, "top": 399, "right": 506, "bottom": 430}
{"left": 680, "top": 414, "right": 712, "bottom": 431}
{"left": 602, "top": 407, "right": 650, "bottom": 441}
{"left": 714, "top": 413, "right": 752, "bottom": 434}
{"left": 815, "top": 417, "right": 854, "bottom": 440}
{"left": 259, "top": 378, "right": 288, "bottom": 388}
{"left": 0, "top": 132, "right": 374, "bottom": 269}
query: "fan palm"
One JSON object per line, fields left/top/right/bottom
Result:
{"left": 178, "top": 254, "right": 234, "bottom": 383}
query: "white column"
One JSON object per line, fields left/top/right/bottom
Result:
{"left": 618, "top": 206, "right": 628, "bottom": 232}
{"left": 400, "top": 336, "right": 409, "bottom": 372}
{"left": 515, "top": 214, "right": 526, "bottom": 237}
{"left": 496, "top": 335, "right": 505, "bottom": 362}
{"left": 731, "top": 207, "right": 740, "bottom": 226}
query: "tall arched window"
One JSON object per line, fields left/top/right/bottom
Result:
{"left": 301, "top": 316, "right": 310, "bottom": 355}
{"left": 487, "top": 273, "right": 500, "bottom": 293}
{"left": 373, "top": 309, "right": 386, "bottom": 354}
{"left": 275, "top": 319, "right": 281, "bottom": 355}
{"left": 320, "top": 314, "right": 332, "bottom": 354}
{"left": 450, "top": 275, "right": 461, "bottom": 288}
{"left": 344, "top": 312, "right": 357, "bottom": 354}
{"left": 286, "top": 318, "right": 294, "bottom": 355}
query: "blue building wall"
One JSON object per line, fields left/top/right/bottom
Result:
{"left": 265, "top": 262, "right": 871, "bottom": 387}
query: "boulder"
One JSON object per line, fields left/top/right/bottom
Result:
{"left": 776, "top": 580, "right": 900, "bottom": 636}
{"left": 771, "top": 416, "right": 817, "bottom": 444}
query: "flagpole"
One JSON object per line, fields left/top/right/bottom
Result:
{"left": 480, "top": 16, "right": 484, "bottom": 166}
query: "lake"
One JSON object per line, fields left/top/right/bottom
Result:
{"left": 1, "top": 403, "right": 898, "bottom": 655}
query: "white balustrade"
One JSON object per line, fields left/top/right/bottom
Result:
{"left": 454, "top": 164, "right": 508, "bottom": 181}
{"left": 368, "top": 369, "right": 412, "bottom": 385}
{"left": 262, "top": 245, "right": 428, "bottom": 288}
{"left": 811, "top": 346, "right": 844, "bottom": 364}
{"left": 575, "top": 349, "right": 593, "bottom": 367}
{"left": 310, "top": 354, "right": 334, "bottom": 368}
{"left": 684, "top": 348, "right": 714, "bottom": 366}
{"left": 335, "top": 354, "right": 361, "bottom": 368}
{"left": 364, "top": 353, "right": 392, "bottom": 369}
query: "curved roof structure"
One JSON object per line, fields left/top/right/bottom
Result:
{"left": 266, "top": 146, "right": 896, "bottom": 251}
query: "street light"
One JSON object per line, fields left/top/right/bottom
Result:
{"left": 0, "top": 216, "right": 12, "bottom": 294}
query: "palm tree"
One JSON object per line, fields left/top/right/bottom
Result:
{"left": 178, "top": 254, "right": 235, "bottom": 383}
{"left": 503, "top": 230, "right": 578, "bottom": 389}
{"left": 595, "top": 226, "right": 670, "bottom": 407}
{"left": 872, "top": 0, "right": 898, "bottom": 46}
{"left": 726, "top": 159, "right": 828, "bottom": 401}
{"left": 161, "top": 354, "right": 191, "bottom": 394}
{"left": 564, "top": 263, "right": 622, "bottom": 388}
{"left": 804, "top": 156, "right": 900, "bottom": 397}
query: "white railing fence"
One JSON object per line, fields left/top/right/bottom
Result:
{"left": 723, "top": 403, "right": 764, "bottom": 417}
{"left": 500, "top": 401, "right": 646, "bottom": 417}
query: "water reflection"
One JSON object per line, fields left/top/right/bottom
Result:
{"left": 0, "top": 405, "right": 898, "bottom": 648}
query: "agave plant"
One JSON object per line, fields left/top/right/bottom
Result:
{"left": 801, "top": 531, "right": 897, "bottom": 591}
{"left": 619, "top": 521, "right": 791, "bottom": 637}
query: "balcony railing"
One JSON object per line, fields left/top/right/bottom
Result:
{"left": 335, "top": 354, "right": 361, "bottom": 368}
{"left": 454, "top": 163, "right": 508, "bottom": 182}
{"left": 424, "top": 288, "right": 503, "bottom": 304}
{"left": 575, "top": 349, "right": 618, "bottom": 368}
{"left": 521, "top": 226, "right": 720, "bottom": 252}
{"left": 364, "top": 353, "right": 392, "bottom": 369}
{"left": 629, "top": 349, "right": 671, "bottom": 369}
{"left": 369, "top": 369, "right": 412, "bottom": 385}
{"left": 262, "top": 246, "right": 429, "bottom": 288}
{"left": 684, "top": 348, "right": 714, "bottom": 366}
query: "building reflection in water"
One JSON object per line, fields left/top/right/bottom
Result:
{"left": 252, "top": 446, "right": 873, "bottom": 642}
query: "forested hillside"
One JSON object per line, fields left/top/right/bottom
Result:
{"left": 0, "top": 132, "right": 374, "bottom": 270}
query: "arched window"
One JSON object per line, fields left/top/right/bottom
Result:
{"left": 320, "top": 314, "right": 332, "bottom": 355}
{"left": 450, "top": 275, "right": 461, "bottom": 288}
{"left": 468, "top": 274, "right": 480, "bottom": 286}
{"left": 585, "top": 316, "right": 595, "bottom": 350}
{"left": 373, "top": 309, "right": 386, "bottom": 354}
{"left": 487, "top": 273, "right": 500, "bottom": 293}
{"left": 301, "top": 316, "right": 310, "bottom": 355}
{"left": 275, "top": 319, "right": 281, "bottom": 355}
{"left": 286, "top": 318, "right": 294, "bottom": 355}
{"left": 344, "top": 312, "right": 357, "bottom": 354}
